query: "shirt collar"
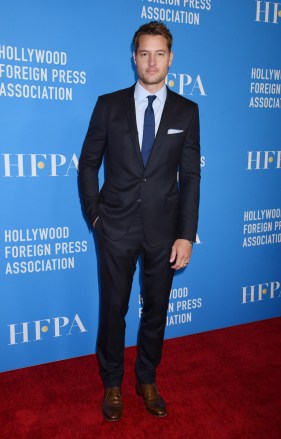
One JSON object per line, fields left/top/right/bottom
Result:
{"left": 134, "top": 81, "right": 167, "bottom": 103}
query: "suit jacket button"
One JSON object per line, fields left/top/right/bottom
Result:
{"left": 142, "top": 178, "right": 147, "bottom": 182}
{"left": 137, "top": 198, "right": 142, "bottom": 203}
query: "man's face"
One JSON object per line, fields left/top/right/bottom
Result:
{"left": 133, "top": 34, "right": 173, "bottom": 91}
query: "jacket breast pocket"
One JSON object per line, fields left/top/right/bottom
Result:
{"left": 166, "top": 131, "right": 185, "bottom": 139}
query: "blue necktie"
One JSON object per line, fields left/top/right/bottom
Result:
{"left": 142, "top": 95, "right": 156, "bottom": 166}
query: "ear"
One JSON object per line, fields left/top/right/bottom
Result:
{"left": 168, "top": 51, "right": 174, "bottom": 67}
{"left": 133, "top": 51, "right": 137, "bottom": 65}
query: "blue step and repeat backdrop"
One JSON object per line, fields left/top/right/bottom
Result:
{"left": 1, "top": 1, "right": 281, "bottom": 372}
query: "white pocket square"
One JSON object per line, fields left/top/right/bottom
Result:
{"left": 167, "top": 129, "right": 184, "bottom": 134}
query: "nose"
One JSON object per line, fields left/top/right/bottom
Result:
{"left": 148, "top": 53, "right": 156, "bottom": 66}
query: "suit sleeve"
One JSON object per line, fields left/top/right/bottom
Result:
{"left": 78, "top": 97, "right": 107, "bottom": 225}
{"left": 178, "top": 103, "right": 201, "bottom": 241}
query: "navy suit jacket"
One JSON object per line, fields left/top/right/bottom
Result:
{"left": 79, "top": 85, "right": 200, "bottom": 247}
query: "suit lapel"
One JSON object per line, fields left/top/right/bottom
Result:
{"left": 125, "top": 85, "right": 144, "bottom": 168}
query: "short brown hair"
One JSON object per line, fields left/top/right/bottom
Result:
{"left": 133, "top": 21, "right": 173, "bottom": 52}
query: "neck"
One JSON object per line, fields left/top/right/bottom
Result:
{"left": 138, "top": 80, "right": 165, "bottom": 94}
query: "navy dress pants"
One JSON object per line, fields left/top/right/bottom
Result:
{"left": 95, "top": 209, "right": 175, "bottom": 387}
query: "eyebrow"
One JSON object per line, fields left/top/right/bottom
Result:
{"left": 138, "top": 49, "right": 167, "bottom": 53}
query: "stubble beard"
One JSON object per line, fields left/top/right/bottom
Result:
{"left": 139, "top": 71, "right": 167, "bottom": 87}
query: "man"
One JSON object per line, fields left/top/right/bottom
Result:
{"left": 79, "top": 21, "right": 200, "bottom": 421}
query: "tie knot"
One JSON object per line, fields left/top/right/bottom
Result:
{"left": 147, "top": 95, "right": 156, "bottom": 106}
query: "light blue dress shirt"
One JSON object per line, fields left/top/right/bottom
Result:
{"left": 134, "top": 81, "right": 167, "bottom": 150}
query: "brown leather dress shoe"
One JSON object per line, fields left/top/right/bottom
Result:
{"left": 102, "top": 386, "right": 122, "bottom": 421}
{"left": 136, "top": 382, "right": 167, "bottom": 417}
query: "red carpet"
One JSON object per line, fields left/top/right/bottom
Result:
{"left": 1, "top": 318, "right": 281, "bottom": 439}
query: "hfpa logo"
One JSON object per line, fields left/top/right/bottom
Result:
{"left": 246, "top": 150, "right": 281, "bottom": 170}
{"left": 8, "top": 314, "right": 87, "bottom": 345}
{"left": 1, "top": 153, "right": 78, "bottom": 177}
{"left": 255, "top": 1, "right": 281, "bottom": 23}
{"left": 242, "top": 281, "right": 281, "bottom": 303}
{"left": 166, "top": 72, "right": 207, "bottom": 97}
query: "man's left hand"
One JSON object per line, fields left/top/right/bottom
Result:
{"left": 169, "top": 239, "right": 193, "bottom": 270}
